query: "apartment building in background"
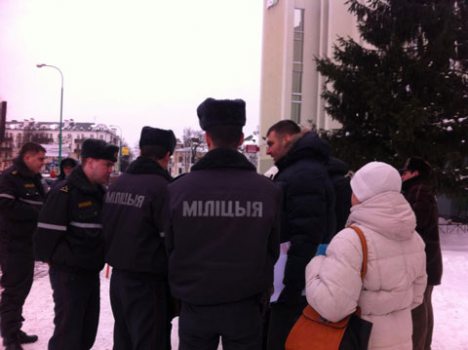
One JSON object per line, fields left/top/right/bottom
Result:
{"left": 258, "top": 0, "right": 361, "bottom": 172}
{"left": 0, "top": 118, "right": 121, "bottom": 170}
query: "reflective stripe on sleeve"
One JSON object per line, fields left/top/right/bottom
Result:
{"left": 70, "top": 221, "right": 103, "bottom": 229}
{"left": 37, "top": 222, "right": 68, "bottom": 231}
{"left": 0, "top": 193, "right": 15, "bottom": 200}
{"left": 19, "top": 198, "right": 43, "bottom": 205}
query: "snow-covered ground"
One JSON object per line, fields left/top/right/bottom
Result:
{"left": 2, "top": 223, "right": 467, "bottom": 350}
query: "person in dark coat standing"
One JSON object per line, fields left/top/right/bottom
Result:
{"left": 265, "top": 120, "right": 335, "bottom": 350}
{"left": 401, "top": 157, "right": 443, "bottom": 350}
{"left": 0, "top": 142, "right": 46, "bottom": 350}
{"left": 50, "top": 157, "right": 78, "bottom": 189}
{"left": 326, "top": 157, "right": 352, "bottom": 237}
{"left": 166, "top": 98, "right": 281, "bottom": 350}
{"left": 103, "top": 126, "right": 176, "bottom": 350}
{"left": 34, "top": 139, "right": 118, "bottom": 350}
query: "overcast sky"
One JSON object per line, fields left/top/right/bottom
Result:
{"left": 0, "top": 0, "right": 264, "bottom": 147}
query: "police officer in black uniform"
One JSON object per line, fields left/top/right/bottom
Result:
{"left": 0, "top": 142, "right": 46, "bottom": 350}
{"left": 103, "top": 126, "right": 176, "bottom": 350}
{"left": 34, "top": 139, "right": 118, "bottom": 350}
{"left": 166, "top": 98, "right": 282, "bottom": 350}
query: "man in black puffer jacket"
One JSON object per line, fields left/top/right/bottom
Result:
{"left": 103, "top": 126, "right": 176, "bottom": 350}
{"left": 265, "top": 120, "right": 335, "bottom": 350}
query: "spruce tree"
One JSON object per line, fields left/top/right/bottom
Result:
{"left": 317, "top": 0, "right": 468, "bottom": 195}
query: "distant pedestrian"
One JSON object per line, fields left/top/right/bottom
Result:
{"left": 305, "top": 161, "right": 427, "bottom": 349}
{"left": 401, "top": 157, "right": 443, "bottom": 350}
{"left": 167, "top": 98, "right": 281, "bottom": 350}
{"left": 103, "top": 126, "right": 176, "bottom": 350}
{"left": 34, "top": 139, "right": 118, "bottom": 350}
{"left": 264, "top": 120, "right": 335, "bottom": 350}
{"left": 50, "top": 157, "right": 78, "bottom": 190}
{"left": 0, "top": 142, "right": 46, "bottom": 350}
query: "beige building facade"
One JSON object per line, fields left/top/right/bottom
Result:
{"left": 258, "top": 0, "right": 360, "bottom": 172}
{"left": 0, "top": 119, "right": 121, "bottom": 171}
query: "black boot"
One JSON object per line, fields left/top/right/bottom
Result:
{"left": 18, "top": 330, "right": 38, "bottom": 344}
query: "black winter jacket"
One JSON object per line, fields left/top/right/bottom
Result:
{"left": 103, "top": 157, "right": 172, "bottom": 278}
{"left": 402, "top": 176, "right": 443, "bottom": 285}
{"left": 0, "top": 158, "right": 45, "bottom": 248}
{"left": 274, "top": 132, "right": 335, "bottom": 303}
{"left": 34, "top": 166, "right": 106, "bottom": 272}
{"left": 166, "top": 148, "right": 281, "bottom": 305}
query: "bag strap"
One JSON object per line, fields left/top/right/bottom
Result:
{"left": 348, "top": 225, "right": 368, "bottom": 280}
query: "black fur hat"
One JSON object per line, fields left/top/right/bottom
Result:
{"left": 402, "top": 157, "right": 432, "bottom": 178}
{"left": 81, "top": 139, "right": 118, "bottom": 162}
{"left": 197, "top": 98, "right": 246, "bottom": 131}
{"left": 139, "top": 126, "right": 176, "bottom": 154}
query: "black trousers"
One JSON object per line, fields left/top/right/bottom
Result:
{"left": 412, "top": 285, "right": 435, "bottom": 350}
{"left": 0, "top": 242, "right": 34, "bottom": 344}
{"left": 179, "top": 298, "right": 263, "bottom": 350}
{"left": 110, "top": 269, "right": 172, "bottom": 350}
{"left": 266, "top": 298, "right": 307, "bottom": 350}
{"left": 48, "top": 266, "right": 100, "bottom": 350}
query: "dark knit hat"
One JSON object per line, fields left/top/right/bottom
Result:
{"left": 401, "top": 157, "right": 432, "bottom": 178}
{"left": 197, "top": 98, "right": 246, "bottom": 131}
{"left": 139, "top": 126, "right": 176, "bottom": 154}
{"left": 81, "top": 139, "right": 118, "bottom": 162}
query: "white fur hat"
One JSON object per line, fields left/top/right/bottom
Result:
{"left": 350, "top": 161, "right": 402, "bottom": 202}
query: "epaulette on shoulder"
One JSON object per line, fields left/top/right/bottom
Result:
{"left": 60, "top": 185, "right": 69, "bottom": 193}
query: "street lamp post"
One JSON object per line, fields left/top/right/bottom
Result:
{"left": 36, "top": 64, "right": 64, "bottom": 165}
{"left": 110, "top": 125, "right": 122, "bottom": 173}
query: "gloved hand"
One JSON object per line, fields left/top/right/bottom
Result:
{"left": 315, "top": 244, "right": 328, "bottom": 256}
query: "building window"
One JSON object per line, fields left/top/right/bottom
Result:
{"left": 291, "top": 8, "right": 304, "bottom": 123}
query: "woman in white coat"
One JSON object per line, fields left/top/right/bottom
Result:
{"left": 305, "top": 162, "right": 427, "bottom": 349}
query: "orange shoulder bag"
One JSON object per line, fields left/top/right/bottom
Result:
{"left": 285, "top": 225, "right": 373, "bottom": 350}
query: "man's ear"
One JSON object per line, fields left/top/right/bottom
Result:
{"left": 283, "top": 133, "right": 293, "bottom": 146}
{"left": 205, "top": 133, "right": 212, "bottom": 149}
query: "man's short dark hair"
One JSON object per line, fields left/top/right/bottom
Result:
{"left": 207, "top": 125, "right": 243, "bottom": 149}
{"left": 140, "top": 145, "right": 169, "bottom": 159}
{"left": 19, "top": 142, "right": 46, "bottom": 159}
{"left": 267, "top": 120, "right": 301, "bottom": 137}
